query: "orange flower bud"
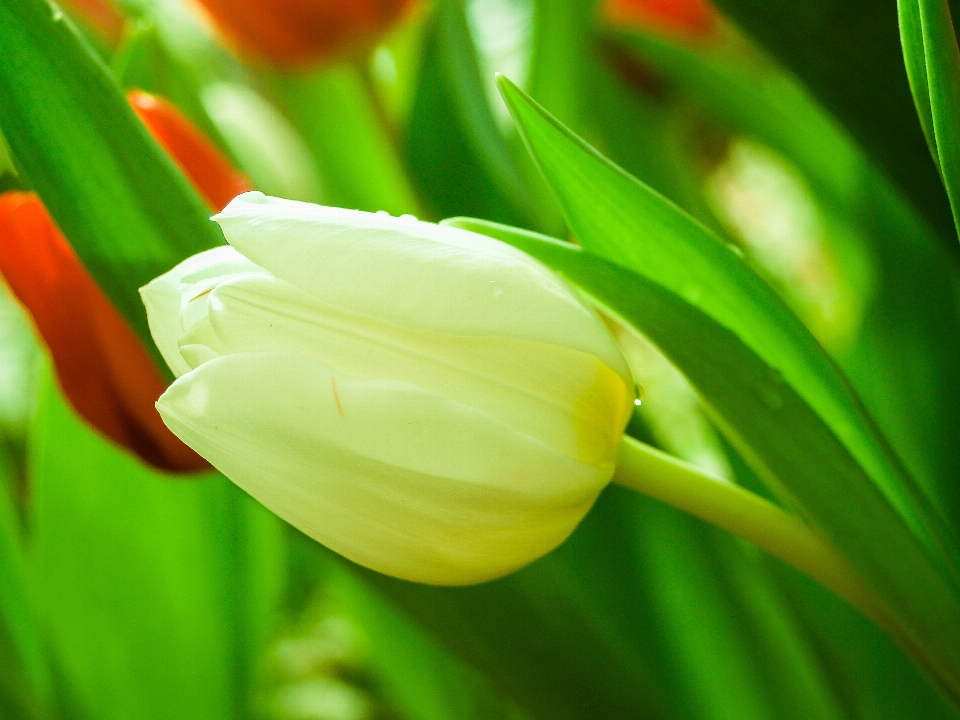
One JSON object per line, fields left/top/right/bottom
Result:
{"left": 0, "top": 92, "right": 250, "bottom": 472}
{"left": 187, "top": 0, "right": 417, "bottom": 67}
{"left": 604, "top": 0, "right": 716, "bottom": 40}
{"left": 0, "top": 192, "right": 207, "bottom": 471}
{"left": 128, "top": 91, "right": 251, "bottom": 212}
{"left": 60, "top": 0, "right": 126, "bottom": 44}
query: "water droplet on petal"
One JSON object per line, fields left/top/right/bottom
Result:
{"left": 634, "top": 383, "right": 646, "bottom": 406}
{"left": 489, "top": 280, "right": 503, "bottom": 298}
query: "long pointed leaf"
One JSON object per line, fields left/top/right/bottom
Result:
{"left": 918, "top": 0, "right": 960, "bottom": 237}
{"left": 0, "top": 0, "right": 223, "bottom": 350}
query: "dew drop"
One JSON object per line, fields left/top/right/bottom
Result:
{"left": 634, "top": 383, "right": 646, "bottom": 406}
{"left": 489, "top": 280, "right": 503, "bottom": 298}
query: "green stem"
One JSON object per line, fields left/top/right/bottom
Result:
{"left": 612, "top": 436, "right": 908, "bottom": 645}
{"left": 615, "top": 437, "right": 960, "bottom": 702}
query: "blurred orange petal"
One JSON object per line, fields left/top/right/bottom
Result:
{"left": 61, "top": 0, "right": 126, "bottom": 44}
{"left": 0, "top": 192, "right": 208, "bottom": 472}
{"left": 605, "top": 0, "right": 717, "bottom": 39}
{"left": 128, "top": 90, "right": 252, "bottom": 211}
{"left": 188, "top": 0, "right": 417, "bottom": 67}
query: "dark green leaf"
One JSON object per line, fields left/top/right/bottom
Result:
{"left": 916, "top": 0, "right": 960, "bottom": 237}
{"left": 0, "top": 0, "right": 223, "bottom": 354}
{"left": 708, "top": 0, "right": 957, "bottom": 246}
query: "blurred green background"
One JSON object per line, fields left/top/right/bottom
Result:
{"left": 2, "top": 0, "right": 960, "bottom": 718}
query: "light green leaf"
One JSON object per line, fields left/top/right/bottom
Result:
{"left": 265, "top": 64, "right": 421, "bottom": 215}
{"left": 0, "top": 461, "right": 50, "bottom": 719}
{"left": 29, "top": 367, "right": 285, "bottom": 720}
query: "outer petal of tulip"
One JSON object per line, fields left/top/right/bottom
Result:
{"left": 128, "top": 91, "right": 252, "bottom": 212}
{"left": 158, "top": 351, "right": 606, "bottom": 584}
{"left": 604, "top": 0, "right": 716, "bottom": 39}
{"left": 145, "top": 192, "right": 634, "bottom": 583}
{"left": 188, "top": 0, "right": 417, "bottom": 67}
{"left": 0, "top": 192, "right": 207, "bottom": 472}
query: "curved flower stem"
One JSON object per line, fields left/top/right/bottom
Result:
{"left": 613, "top": 436, "right": 893, "bottom": 632}
{"left": 614, "top": 435, "right": 960, "bottom": 704}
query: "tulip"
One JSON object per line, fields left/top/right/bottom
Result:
{"left": 0, "top": 192, "right": 205, "bottom": 471}
{"left": 0, "top": 91, "right": 250, "bottom": 472}
{"left": 60, "top": 0, "right": 125, "bottom": 44}
{"left": 189, "top": 0, "right": 417, "bottom": 67}
{"left": 141, "top": 192, "right": 635, "bottom": 584}
{"left": 604, "top": 0, "right": 716, "bottom": 39}
{"left": 128, "top": 91, "right": 251, "bottom": 212}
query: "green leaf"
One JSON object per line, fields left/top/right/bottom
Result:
{"left": 903, "top": 0, "right": 960, "bottom": 238}
{"left": 899, "top": 0, "right": 941, "bottom": 165}
{"left": 29, "top": 367, "right": 286, "bottom": 720}
{"left": 111, "top": 21, "right": 236, "bottom": 164}
{"left": 446, "top": 193, "right": 960, "bottom": 702}
{"left": 0, "top": 461, "right": 50, "bottom": 720}
{"left": 0, "top": 0, "right": 223, "bottom": 353}
{"left": 605, "top": 26, "right": 960, "bottom": 547}
{"left": 708, "top": 0, "right": 956, "bottom": 245}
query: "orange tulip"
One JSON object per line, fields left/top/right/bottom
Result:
{"left": 0, "top": 91, "right": 251, "bottom": 473}
{"left": 187, "top": 0, "right": 417, "bottom": 67}
{"left": 605, "top": 0, "right": 716, "bottom": 39}
{"left": 127, "top": 91, "right": 251, "bottom": 212}
{"left": 60, "top": 0, "right": 126, "bottom": 44}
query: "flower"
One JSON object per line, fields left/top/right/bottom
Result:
{"left": 128, "top": 91, "right": 251, "bottom": 212}
{"left": 0, "top": 91, "right": 250, "bottom": 472}
{"left": 60, "top": 0, "right": 125, "bottom": 44}
{"left": 141, "top": 192, "right": 635, "bottom": 584}
{"left": 0, "top": 192, "right": 206, "bottom": 471}
{"left": 604, "top": 0, "right": 716, "bottom": 40}
{"left": 188, "top": 0, "right": 417, "bottom": 67}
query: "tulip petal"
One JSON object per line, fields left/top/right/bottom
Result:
{"left": 201, "top": 273, "right": 633, "bottom": 466}
{"left": 0, "top": 192, "right": 206, "bottom": 471}
{"left": 213, "top": 192, "right": 632, "bottom": 384}
{"left": 139, "top": 245, "right": 266, "bottom": 377}
{"left": 157, "top": 350, "right": 606, "bottom": 584}
{"left": 190, "top": 0, "right": 415, "bottom": 67}
{"left": 128, "top": 91, "right": 252, "bottom": 212}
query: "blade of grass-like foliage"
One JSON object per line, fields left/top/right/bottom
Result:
{"left": 899, "top": 0, "right": 941, "bottom": 165}
{"left": 29, "top": 367, "right": 285, "bottom": 720}
{"left": 606, "top": 27, "right": 960, "bottom": 543}
{"left": 915, "top": 0, "right": 960, "bottom": 238}
{"left": 0, "top": 0, "right": 223, "bottom": 352}
{"left": 403, "top": 0, "right": 528, "bottom": 224}
{"left": 447, "top": 194, "right": 960, "bottom": 701}
{"left": 709, "top": 0, "right": 955, "bottom": 244}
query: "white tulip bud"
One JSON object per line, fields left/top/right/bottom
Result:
{"left": 141, "top": 192, "right": 634, "bottom": 585}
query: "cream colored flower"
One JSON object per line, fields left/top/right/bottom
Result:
{"left": 141, "top": 192, "right": 633, "bottom": 584}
